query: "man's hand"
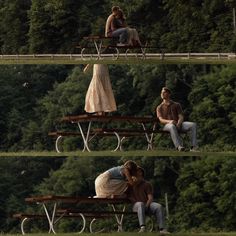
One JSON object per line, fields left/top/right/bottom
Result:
{"left": 145, "top": 203, "right": 150, "bottom": 209}
{"left": 176, "top": 122, "right": 182, "bottom": 130}
{"left": 169, "top": 120, "right": 177, "bottom": 125}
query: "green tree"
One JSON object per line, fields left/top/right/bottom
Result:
{"left": 161, "top": 0, "right": 232, "bottom": 52}
{"left": 35, "top": 157, "right": 120, "bottom": 196}
{"left": 43, "top": 0, "right": 80, "bottom": 52}
{"left": 173, "top": 156, "right": 236, "bottom": 231}
{"left": 0, "top": 0, "right": 30, "bottom": 53}
{"left": 0, "top": 65, "right": 69, "bottom": 151}
{"left": 0, "top": 157, "right": 63, "bottom": 232}
{"left": 28, "top": 0, "right": 108, "bottom": 53}
{"left": 28, "top": 0, "right": 55, "bottom": 53}
{"left": 189, "top": 65, "right": 236, "bottom": 149}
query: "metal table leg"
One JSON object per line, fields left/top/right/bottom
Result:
{"left": 110, "top": 204, "right": 126, "bottom": 232}
{"left": 93, "top": 39, "right": 103, "bottom": 60}
{"left": 55, "top": 135, "right": 63, "bottom": 153}
{"left": 21, "top": 217, "right": 28, "bottom": 235}
{"left": 77, "top": 121, "right": 92, "bottom": 152}
{"left": 142, "top": 123, "right": 156, "bottom": 150}
{"left": 41, "top": 202, "right": 57, "bottom": 234}
{"left": 111, "top": 132, "right": 121, "bottom": 152}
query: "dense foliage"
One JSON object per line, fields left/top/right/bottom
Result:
{"left": 0, "top": 0, "right": 235, "bottom": 234}
{"left": 4, "top": 156, "right": 236, "bottom": 233}
{"left": 1, "top": 0, "right": 236, "bottom": 53}
{"left": 0, "top": 64, "right": 234, "bottom": 151}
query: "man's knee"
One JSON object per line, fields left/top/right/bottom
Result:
{"left": 188, "top": 122, "right": 197, "bottom": 131}
{"left": 165, "top": 123, "right": 177, "bottom": 132}
{"left": 151, "top": 202, "right": 162, "bottom": 210}
{"left": 133, "top": 202, "right": 145, "bottom": 212}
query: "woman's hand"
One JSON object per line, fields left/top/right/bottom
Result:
{"left": 83, "top": 64, "right": 91, "bottom": 73}
{"left": 132, "top": 176, "right": 137, "bottom": 182}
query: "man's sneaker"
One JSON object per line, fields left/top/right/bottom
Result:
{"left": 177, "top": 146, "right": 185, "bottom": 151}
{"left": 160, "top": 229, "right": 171, "bottom": 234}
{"left": 138, "top": 226, "right": 146, "bottom": 233}
{"left": 190, "top": 146, "right": 200, "bottom": 152}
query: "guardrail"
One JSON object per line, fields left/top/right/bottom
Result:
{"left": 1, "top": 53, "right": 236, "bottom": 63}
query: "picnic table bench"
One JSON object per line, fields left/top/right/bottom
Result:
{"left": 77, "top": 35, "right": 157, "bottom": 60}
{"left": 13, "top": 195, "right": 153, "bottom": 234}
{"left": 49, "top": 114, "right": 168, "bottom": 152}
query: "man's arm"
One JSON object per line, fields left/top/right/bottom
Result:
{"left": 105, "top": 14, "right": 113, "bottom": 36}
{"left": 176, "top": 113, "right": 184, "bottom": 129}
{"left": 176, "top": 103, "right": 184, "bottom": 129}
{"left": 146, "top": 193, "right": 153, "bottom": 208}
{"left": 158, "top": 116, "right": 177, "bottom": 125}
{"left": 156, "top": 107, "right": 177, "bottom": 125}
{"left": 145, "top": 182, "right": 154, "bottom": 208}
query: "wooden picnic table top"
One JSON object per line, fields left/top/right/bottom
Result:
{"left": 83, "top": 35, "right": 113, "bottom": 40}
{"left": 61, "top": 114, "right": 158, "bottom": 123}
{"left": 25, "top": 195, "right": 131, "bottom": 204}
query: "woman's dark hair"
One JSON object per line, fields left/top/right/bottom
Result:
{"left": 116, "top": 9, "right": 126, "bottom": 20}
{"left": 124, "top": 160, "right": 137, "bottom": 175}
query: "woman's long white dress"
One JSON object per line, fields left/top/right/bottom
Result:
{"left": 85, "top": 64, "right": 117, "bottom": 113}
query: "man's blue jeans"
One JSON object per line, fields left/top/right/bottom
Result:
{"left": 112, "top": 28, "right": 128, "bottom": 43}
{"left": 133, "top": 202, "right": 164, "bottom": 229}
{"left": 163, "top": 121, "right": 197, "bottom": 148}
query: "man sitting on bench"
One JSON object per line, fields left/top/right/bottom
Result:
{"left": 156, "top": 87, "right": 199, "bottom": 152}
{"left": 128, "top": 167, "right": 170, "bottom": 234}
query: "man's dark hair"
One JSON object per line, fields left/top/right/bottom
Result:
{"left": 137, "top": 166, "right": 145, "bottom": 177}
{"left": 112, "top": 6, "right": 120, "bottom": 12}
{"left": 161, "top": 87, "right": 171, "bottom": 94}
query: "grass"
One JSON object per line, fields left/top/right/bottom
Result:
{"left": 0, "top": 150, "right": 235, "bottom": 157}
{"left": 3, "top": 233, "right": 236, "bottom": 236}
{"left": 1, "top": 57, "right": 236, "bottom": 65}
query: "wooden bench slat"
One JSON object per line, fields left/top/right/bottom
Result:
{"left": 48, "top": 128, "right": 169, "bottom": 139}
{"left": 13, "top": 213, "right": 48, "bottom": 219}
{"left": 57, "top": 209, "right": 136, "bottom": 215}
{"left": 13, "top": 213, "right": 88, "bottom": 219}
{"left": 48, "top": 131, "right": 81, "bottom": 136}
{"left": 93, "top": 128, "right": 168, "bottom": 134}
{"left": 48, "top": 131, "right": 122, "bottom": 137}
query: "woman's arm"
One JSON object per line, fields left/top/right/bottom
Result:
{"left": 83, "top": 64, "right": 91, "bottom": 73}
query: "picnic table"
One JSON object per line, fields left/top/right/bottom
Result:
{"left": 49, "top": 114, "right": 165, "bottom": 152}
{"left": 79, "top": 35, "right": 151, "bottom": 60}
{"left": 13, "top": 195, "right": 147, "bottom": 234}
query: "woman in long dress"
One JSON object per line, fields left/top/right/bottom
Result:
{"left": 84, "top": 64, "right": 117, "bottom": 115}
{"left": 95, "top": 160, "right": 138, "bottom": 198}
